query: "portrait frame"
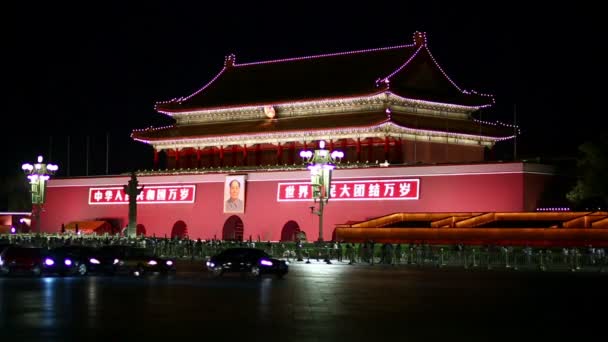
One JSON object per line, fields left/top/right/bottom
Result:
{"left": 223, "top": 175, "right": 246, "bottom": 213}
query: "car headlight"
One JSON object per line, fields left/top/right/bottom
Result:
{"left": 165, "top": 260, "right": 173, "bottom": 266}
{"left": 260, "top": 259, "right": 273, "bottom": 266}
{"left": 44, "top": 258, "right": 55, "bottom": 266}
{"left": 207, "top": 261, "right": 215, "bottom": 268}
{"left": 148, "top": 260, "right": 158, "bottom": 266}
{"left": 64, "top": 259, "right": 72, "bottom": 266}
{"left": 285, "top": 261, "right": 290, "bottom": 265}
{"left": 89, "top": 258, "right": 100, "bottom": 264}
{"left": 113, "top": 259, "right": 119, "bottom": 265}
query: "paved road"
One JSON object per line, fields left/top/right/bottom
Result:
{"left": 1, "top": 262, "right": 606, "bottom": 342}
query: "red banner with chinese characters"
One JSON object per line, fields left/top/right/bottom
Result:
{"left": 277, "top": 179, "right": 419, "bottom": 201}
{"left": 88, "top": 185, "right": 196, "bottom": 205}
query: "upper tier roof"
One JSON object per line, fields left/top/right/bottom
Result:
{"left": 155, "top": 32, "right": 494, "bottom": 113}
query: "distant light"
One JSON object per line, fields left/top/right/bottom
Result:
{"left": 319, "top": 140, "right": 325, "bottom": 149}
{"left": 10, "top": 227, "right": 16, "bottom": 234}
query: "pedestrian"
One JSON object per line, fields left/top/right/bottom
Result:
{"left": 394, "top": 243, "right": 402, "bottom": 264}
{"left": 346, "top": 243, "right": 354, "bottom": 264}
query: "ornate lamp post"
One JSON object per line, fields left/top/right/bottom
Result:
{"left": 300, "top": 141, "right": 344, "bottom": 242}
{"left": 22, "top": 156, "right": 58, "bottom": 234}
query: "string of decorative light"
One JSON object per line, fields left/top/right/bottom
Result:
{"left": 425, "top": 46, "right": 495, "bottom": 107}
{"left": 132, "top": 119, "right": 512, "bottom": 147}
{"left": 155, "top": 91, "right": 487, "bottom": 117}
{"left": 536, "top": 207, "right": 571, "bottom": 212}
{"left": 379, "top": 44, "right": 424, "bottom": 84}
{"left": 237, "top": 43, "right": 415, "bottom": 67}
{"left": 154, "top": 67, "right": 227, "bottom": 109}
{"left": 473, "top": 118, "right": 521, "bottom": 135}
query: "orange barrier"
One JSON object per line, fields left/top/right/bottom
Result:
{"left": 335, "top": 227, "right": 608, "bottom": 247}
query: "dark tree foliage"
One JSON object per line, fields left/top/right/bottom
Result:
{"left": 567, "top": 131, "right": 608, "bottom": 209}
{"left": 0, "top": 173, "right": 31, "bottom": 212}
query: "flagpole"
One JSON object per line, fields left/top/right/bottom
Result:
{"left": 49, "top": 136, "right": 53, "bottom": 161}
{"left": 86, "top": 136, "right": 90, "bottom": 176}
{"left": 513, "top": 104, "right": 517, "bottom": 161}
{"left": 67, "top": 136, "right": 71, "bottom": 177}
{"left": 106, "top": 132, "right": 109, "bottom": 175}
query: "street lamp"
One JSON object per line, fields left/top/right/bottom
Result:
{"left": 300, "top": 141, "right": 343, "bottom": 242}
{"left": 22, "top": 156, "right": 58, "bottom": 234}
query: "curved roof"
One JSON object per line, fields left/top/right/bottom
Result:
{"left": 155, "top": 32, "right": 494, "bottom": 112}
{"left": 132, "top": 111, "right": 511, "bottom": 142}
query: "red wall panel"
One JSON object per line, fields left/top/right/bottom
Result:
{"left": 39, "top": 163, "right": 551, "bottom": 241}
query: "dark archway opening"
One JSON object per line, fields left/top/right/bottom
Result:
{"left": 222, "top": 215, "right": 244, "bottom": 241}
{"left": 171, "top": 220, "right": 188, "bottom": 239}
{"left": 136, "top": 224, "right": 146, "bottom": 236}
{"left": 280, "top": 220, "right": 301, "bottom": 242}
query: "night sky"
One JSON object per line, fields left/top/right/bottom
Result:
{"left": 1, "top": 3, "right": 602, "bottom": 187}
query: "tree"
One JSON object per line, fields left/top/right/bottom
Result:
{"left": 0, "top": 173, "right": 31, "bottom": 212}
{"left": 567, "top": 132, "right": 608, "bottom": 209}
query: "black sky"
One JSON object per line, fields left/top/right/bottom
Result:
{"left": 1, "top": 2, "right": 603, "bottom": 182}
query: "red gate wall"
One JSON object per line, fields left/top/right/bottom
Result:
{"left": 39, "top": 163, "right": 554, "bottom": 241}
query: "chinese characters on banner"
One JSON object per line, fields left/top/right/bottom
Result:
{"left": 277, "top": 179, "right": 420, "bottom": 201}
{"left": 88, "top": 185, "right": 196, "bottom": 205}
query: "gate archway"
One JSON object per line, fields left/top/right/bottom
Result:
{"left": 171, "top": 220, "right": 188, "bottom": 239}
{"left": 222, "top": 215, "right": 244, "bottom": 241}
{"left": 280, "top": 220, "right": 301, "bottom": 242}
{"left": 136, "top": 224, "right": 146, "bottom": 236}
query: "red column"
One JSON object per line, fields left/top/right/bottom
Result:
{"left": 384, "top": 136, "right": 389, "bottom": 162}
{"left": 367, "top": 138, "right": 373, "bottom": 162}
{"left": 356, "top": 138, "right": 361, "bottom": 162}
{"left": 242, "top": 144, "right": 248, "bottom": 166}
{"left": 277, "top": 143, "right": 282, "bottom": 164}
{"left": 196, "top": 148, "right": 201, "bottom": 168}
{"left": 174, "top": 149, "right": 180, "bottom": 169}
{"left": 153, "top": 149, "right": 159, "bottom": 169}
{"left": 397, "top": 138, "right": 403, "bottom": 163}
{"left": 255, "top": 144, "right": 261, "bottom": 166}
{"left": 231, "top": 145, "right": 237, "bottom": 166}
{"left": 219, "top": 146, "right": 224, "bottom": 167}
{"left": 288, "top": 142, "right": 295, "bottom": 165}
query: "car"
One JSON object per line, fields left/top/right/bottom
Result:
{"left": 43, "top": 245, "right": 104, "bottom": 276}
{"left": 98, "top": 245, "right": 176, "bottom": 276}
{"left": 206, "top": 247, "right": 288, "bottom": 278}
{"left": 0, "top": 243, "right": 14, "bottom": 254}
{"left": 0, "top": 246, "right": 46, "bottom": 276}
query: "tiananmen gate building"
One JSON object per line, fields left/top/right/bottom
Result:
{"left": 39, "top": 32, "right": 607, "bottom": 245}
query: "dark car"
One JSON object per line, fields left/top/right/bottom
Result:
{"left": 0, "top": 243, "right": 13, "bottom": 254}
{"left": 43, "top": 245, "right": 104, "bottom": 276}
{"left": 206, "top": 248, "right": 288, "bottom": 278}
{"left": 98, "top": 245, "right": 175, "bottom": 276}
{"left": 0, "top": 246, "right": 46, "bottom": 276}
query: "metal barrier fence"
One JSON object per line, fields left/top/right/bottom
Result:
{"left": 1, "top": 234, "right": 606, "bottom": 272}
